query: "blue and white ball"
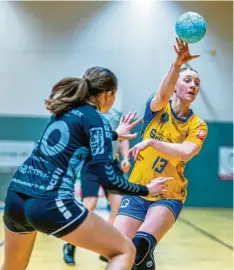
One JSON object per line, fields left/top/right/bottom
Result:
{"left": 175, "top": 12, "right": 207, "bottom": 44}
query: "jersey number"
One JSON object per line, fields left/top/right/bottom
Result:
{"left": 40, "top": 121, "right": 70, "bottom": 156}
{"left": 152, "top": 156, "right": 168, "bottom": 173}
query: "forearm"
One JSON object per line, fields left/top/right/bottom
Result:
{"left": 157, "top": 63, "right": 181, "bottom": 100}
{"left": 92, "top": 162, "right": 148, "bottom": 196}
{"left": 118, "top": 140, "right": 129, "bottom": 159}
{"left": 147, "top": 139, "right": 191, "bottom": 161}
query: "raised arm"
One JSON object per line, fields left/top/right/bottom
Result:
{"left": 150, "top": 38, "right": 200, "bottom": 112}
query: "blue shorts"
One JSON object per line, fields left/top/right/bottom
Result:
{"left": 117, "top": 195, "right": 183, "bottom": 221}
{"left": 3, "top": 190, "right": 89, "bottom": 238}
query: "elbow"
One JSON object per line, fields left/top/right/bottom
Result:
{"left": 180, "top": 151, "right": 196, "bottom": 162}
{"left": 179, "top": 143, "right": 200, "bottom": 162}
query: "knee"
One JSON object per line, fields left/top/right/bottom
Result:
{"left": 83, "top": 198, "right": 97, "bottom": 211}
{"left": 124, "top": 240, "right": 136, "bottom": 265}
{"left": 132, "top": 231, "right": 157, "bottom": 269}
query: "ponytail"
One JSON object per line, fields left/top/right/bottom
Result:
{"left": 45, "top": 77, "right": 89, "bottom": 116}
{"left": 45, "top": 66, "right": 118, "bottom": 116}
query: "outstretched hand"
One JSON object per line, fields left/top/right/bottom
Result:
{"left": 128, "top": 139, "right": 150, "bottom": 161}
{"left": 115, "top": 112, "right": 142, "bottom": 141}
{"left": 174, "top": 37, "right": 200, "bottom": 66}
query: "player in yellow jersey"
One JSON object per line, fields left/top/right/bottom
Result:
{"left": 114, "top": 38, "right": 208, "bottom": 270}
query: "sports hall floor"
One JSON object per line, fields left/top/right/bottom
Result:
{"left": 0, "top": 208, "right": 232, "bottom": 270}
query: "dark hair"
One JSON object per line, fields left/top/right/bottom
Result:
{"left": 179, "top": 67, "right": 198, "bottom": 74}
{"left": 45, "top": 66, "right": 118, "bottom": 116}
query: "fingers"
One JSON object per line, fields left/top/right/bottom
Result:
{"left": 174, "top": 45, "right": 180, "bottom": 55}
{"left": 137, "top": 153, "right": 144, "bottom": 161}
{"left": 120, "top": 132, "right": 138, "bottom": 141}
{"left": 120, "top": 114, "right": 125, "bottom": 123}
{"left": 175, "top": 37, "right": 189, "bottom": 53}
{"left": 123, "top": 112, "right": 137, "bottom": 123}
{"left": 180, "top": 40, "right": 187, "bottom": 48}
{"left": 159, "top": 177, "right": 174, "bottom": 183}
{"left": 127, "top": 111, "right": 137, "bottom": 123}
{"left": 122, "top": 112, "right": 131, "bottom": 123}
{"left": 122, "top": 112, "right": 141, "bottom": 125}
{"left": 130, "top": 147, "right": 139, "bottom": 161}
{"left": 128, "top": 146, "right": 145, "bottom": 161}
{"left": 160, "top": 189, "right": 174, "bottom": 196}
{"left": 178, "top": 38, "right": 188, "bottom": 49}
{"left": 151, "top": 177, "right": 174, "bottom": 183}
{"left": 176, "top": 37, "right": 182, "bottom": 49}
{"left": 133, "top": 148, "right": 140, "bottom": 161}
{"left": 191, "top": 54, "right": 200, "bottom": 59}
{"left": 158, "top": 182, "right": 173, "bottom": 196}
{"left": 127, "top": 149, "right": 133, "bottom": 159}
{"left": 130, "top": 132, "right": 138, "bottom": 139}
{"left": 129, "top": 117, "right": 142, "bottom": 129}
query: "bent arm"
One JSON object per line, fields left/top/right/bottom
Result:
{"left": 91, "top": 162, "right": 148, "bottom": 196}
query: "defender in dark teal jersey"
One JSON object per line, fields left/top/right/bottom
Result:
{"left": 2, "top": 66, "right": 172, "bottom": 270}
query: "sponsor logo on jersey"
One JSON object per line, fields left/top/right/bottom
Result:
{"left": 90, "top": 127, "right": 105, "bottom": 156}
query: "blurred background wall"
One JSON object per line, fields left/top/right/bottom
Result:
{"left": 0, "top": 1, "right": 233, "bottom": 207}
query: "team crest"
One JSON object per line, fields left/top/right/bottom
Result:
{"left": 161, "top": 113, "right": 169, "bottom": 124}
{"left": 196, "top": 130, "right": 206, "bottom": 142}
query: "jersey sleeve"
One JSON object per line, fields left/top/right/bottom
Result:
{"left": 144, "top": 94, "right": 158, "bottom": 120}
{"left": 141, "top": 94, "right": 160, "bottom": 137}
{"left": 185, "top": 121, "right": 208, "bottom": 148}
{"left": 90, "top": 162, "right": 149, "bottom": 196}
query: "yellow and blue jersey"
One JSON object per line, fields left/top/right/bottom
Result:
{"left": 129, "top": 94, "right": 208, "bottom": 203}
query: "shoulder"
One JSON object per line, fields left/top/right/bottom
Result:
{"left": 78, "top": 104, "right": 103, "bottom": 123}
{"left": 189, "top": 114, "right": 208, "bottom": 130}
{"left": 143, "top": 94, "right": 169, "bottom": 121}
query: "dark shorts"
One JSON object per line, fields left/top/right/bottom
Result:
{"left": 81, "top": 159, "right": 122, "bottom": 199}
{"left": 3, "top": 190, "right": 89, "bottom": 238}
{"left": 117, "top": 195, "right": 183, "bottom": 221}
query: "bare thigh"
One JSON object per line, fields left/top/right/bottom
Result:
{"left": 61, "top": 211, "right": 134, "bottom": 259}
{"left": 83, "top": 196, "right": 98, "bottom": 211}
{"left": 2, "top": 228, "right": 37, "bottom": 270}
{"left": 107, "top": 193, "right": 123, "bottom": 224}
{"left": 114, "top": 214, "right": 143, "bottom": 240}
{"left": 108, "top": 193, "right": 122, "bottom": 213}
{"left": 139, "top": 205, "right": 176, "bottom": 241}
